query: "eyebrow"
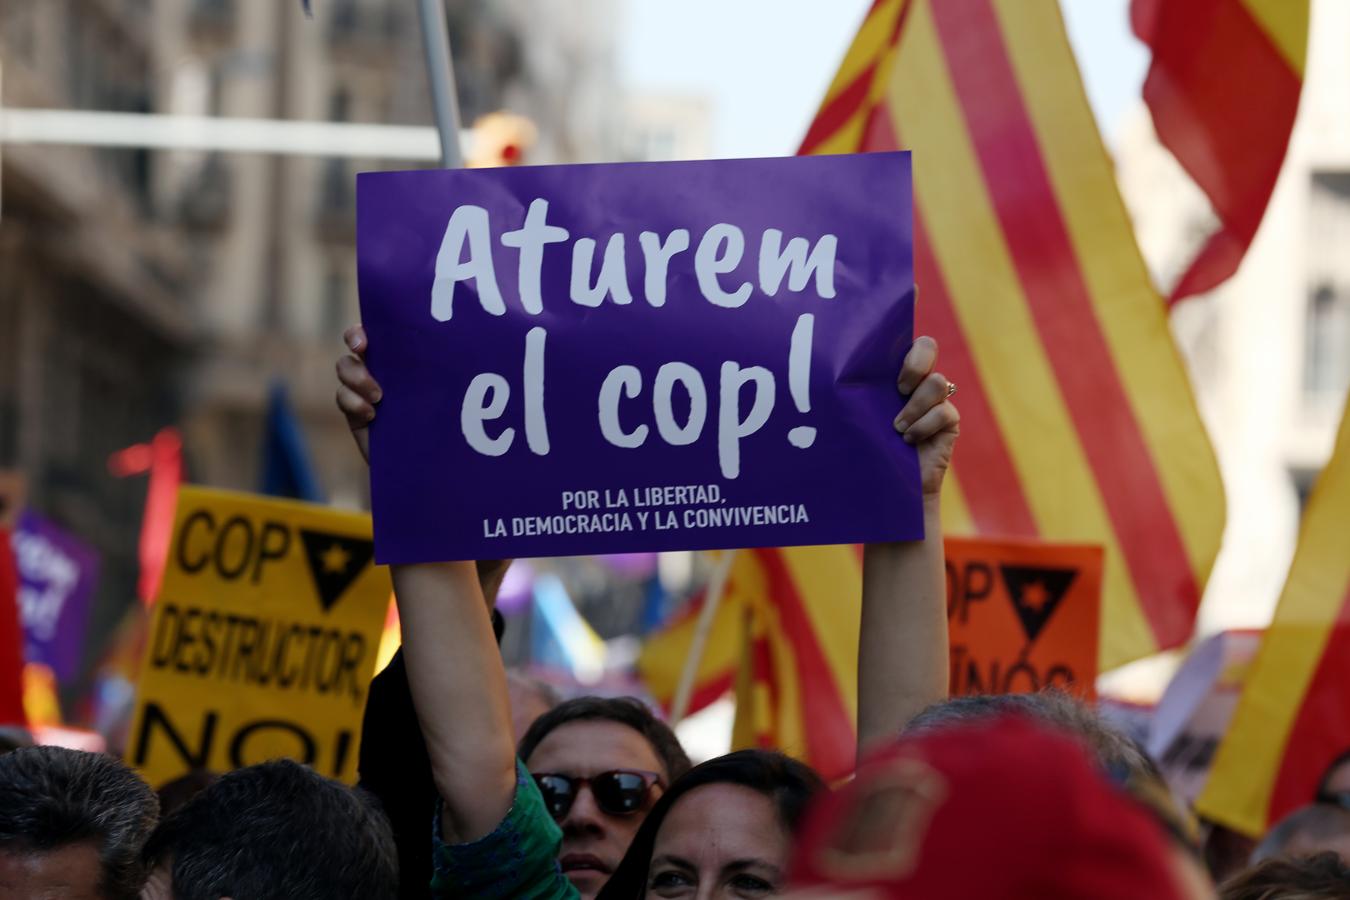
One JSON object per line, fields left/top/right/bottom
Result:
{"left": 650, "top": 855, "right": 697, "bottom": 873}
{"left": 723, "top": 859, "right": 784, "bottom": 878}
{"left": 649, "top": 856, "right": 783, "bottom": 878}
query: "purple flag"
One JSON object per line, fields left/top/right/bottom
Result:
{"left": 358, "top": 152, "right": 920, "bottom": 563}
{"left": 12, "top": 511, "right": 100, "bottom": 681}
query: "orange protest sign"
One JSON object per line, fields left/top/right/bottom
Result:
{"left": 945, "top": 537, "right": 1104, "bottom": 699}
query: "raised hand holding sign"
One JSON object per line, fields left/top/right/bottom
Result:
{"left": 357, "top": 153, "right": 920, "bottom": 562}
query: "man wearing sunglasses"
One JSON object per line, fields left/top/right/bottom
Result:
{"left": 518, "top": 697, "right": 691, "bottom": 897}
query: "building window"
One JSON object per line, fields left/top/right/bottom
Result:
{"left": 1305, "top": 173, "right": 1350, "bottom": 401}
{"left": 1305, "top": 284, "right": 1350, "bottom": 396}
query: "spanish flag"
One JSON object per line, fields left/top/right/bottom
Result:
{"left": 802, "top": 0, "right": 1224, "bottom": 669}
{"left": 640, "top": 547, "right": 862, "bottom": 781}
{"left": 1132, "top": 0, "right": 1309, "bottom": 303}
{"left": 1197, "top": 398, "right": 1350, "bottom": 836}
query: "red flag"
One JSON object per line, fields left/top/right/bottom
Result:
{"left": 0, "top": 531, "right": 28, "bottom": 726}
{"left": 1132, "top": 0, "right": 1309, "bottom": 303}
{"left": 1198, "top": 396, "right": 1350, "bottom": 834}
{"left": 641, "top": 547, "right": 862, "bottom": 781}
{"left": 109, "top": 427, "right": 183, "bottom": 605}
{"left": 799, "top": 0, "right": 1223, "bottom": 668}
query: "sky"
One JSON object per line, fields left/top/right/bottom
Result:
{"left": 618, "top": 0, "right": 1151, "bottom": 158}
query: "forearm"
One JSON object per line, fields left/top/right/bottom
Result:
{"left": 857, "top": 495, "right": 948, "bottom": 756}
{"left": 391, "top": 561, "right": 517, "bottom": 842}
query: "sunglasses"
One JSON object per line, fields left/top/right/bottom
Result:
{"left": 533, "top": 770, "right": 663, "bottom": 820}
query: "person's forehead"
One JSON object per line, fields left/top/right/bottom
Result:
{"left": 654, "top": 783, "right": 789, "bottom": 861}
{"left": 1290, "top": 827, "right": 1350, "bottom": 862}
{"left": 1325, "top": 758, "right": 1350, "bottom": 792}
{"left": 0, "top": 843, "right": 105, "bottom": 900}
{"left": 526, "top": 718, "right": 665, "bottom": 775}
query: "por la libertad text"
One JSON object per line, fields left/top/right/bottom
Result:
{"left": 429, "top": 198, "right": 838, "bottom": 480}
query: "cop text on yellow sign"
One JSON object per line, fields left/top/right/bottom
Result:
{"left": 129, "top": 487, "right": 391, "bottom": 787}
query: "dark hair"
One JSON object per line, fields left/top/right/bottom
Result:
{"left": 144, "top": 759, "right": 397, "bottom": 900}
{"left": 0, "top": 746, "right": 158, "bottom": 900}
{"left": 518, "top": 696, "right": 691, "bottom": 782}
{"left": 1253, "top": 803, "right": 1350, "bottom": 864}
{"left": 596, "top": 749, "right": 826, "bottom": 899}
{"left": 1219, "top": 852, "right": 1350, "bottom": 900}
{"left": 154, "top": 769, "right": 219, "bottom": 819}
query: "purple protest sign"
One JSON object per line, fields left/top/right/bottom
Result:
{"left": 12, "top": 510, "right": 100, "bottom": 681}
{"left": 358, "top": 152, "right": 919, "bottom": 563}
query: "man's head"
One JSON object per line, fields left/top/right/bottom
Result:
{"left": 518, "top": 697, "right": 690, "bottom": 898}
{"left": 0, "top": 746, "right": 158, "bottom": 900}
{"left": 788, "top": 716, "right": 1192, "bottom": 900}
{"left": 143, "top": 759, "right": 396, "bottom": 900}
{"left": 1253, "top": 803, "right": 1350, "bottom": 865}
{"left": 904, "top": 691, "right": 1210, "bottom": 897}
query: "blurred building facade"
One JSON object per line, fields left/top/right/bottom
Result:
{"left": 1115, "top": 0, "right": 1350, "bottom": 632}
{"left": 151, "top": 0, "right": 622, "bottom": 508}
{"left": 619, "top": 92, "right": 712, "bottom": 162}
{"left": 0, "top": 0, "right": 621, "bottom": 688}
{"left": 0, "top": 0, "right": 192, "bottom": 673}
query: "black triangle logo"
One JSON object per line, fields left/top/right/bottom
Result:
{"left": 299, "top": 529, "right": 376, "bottom": 613}
{"left": 997, "top": 565, "right": 1078, "bottom": 646}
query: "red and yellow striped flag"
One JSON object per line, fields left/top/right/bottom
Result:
{"left": 1132, "top": 0, "right": 1309, "bottom": 303}
{"left": 801, "top": 0, "right": 1224, "bottom": 669}
{"left": 640, "top": 546, "right": 862, "bottom": 781}
{"left": 1197, "top": 398, "right": 1350, "bottom": 836}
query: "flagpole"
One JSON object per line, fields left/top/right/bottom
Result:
{"left": 415, "top": 0, "right": 465, "bottom": 169}
{"left": 670, "top": 549, "right": 738, "bottom": 725}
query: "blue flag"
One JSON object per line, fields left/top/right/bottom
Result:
{"left": 260, "top": 382, "right": 323, "bottom": 503}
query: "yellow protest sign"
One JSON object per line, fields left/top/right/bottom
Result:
{"left": 128, "top": 487, "right": 391, "bottom": 787}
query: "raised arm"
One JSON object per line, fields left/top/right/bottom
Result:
{"left": 337, "top": 324, "right": 517, "bottom": 842}
{"left": 390, "top": 561, "right": 517, "bottom": 842}
{"left": 856, "top": 335, "right": 960, "bottom": 756}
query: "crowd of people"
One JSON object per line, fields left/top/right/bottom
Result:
{"left": 0, "top": 331, "right": 1346, "bottom": 898}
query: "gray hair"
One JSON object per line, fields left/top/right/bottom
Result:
{"left": 904, "top": 690, "right": 1157, "bottom": 782}
{"left": 0, "top": 746, "right": 159, "bottom": 900}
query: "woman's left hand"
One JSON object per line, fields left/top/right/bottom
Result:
{"left": 894, "top": 335, "right": 960, "bottom": 498}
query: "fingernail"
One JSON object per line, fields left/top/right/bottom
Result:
{"left": 903, "top": 432, "right": 916, "bottom": 444}
{"left": 897, "top": 380, "right": 915, "bottom": 395}
{"left": 347, "top": 333, "right": 362, "bottom": 351}
{"left": 894, "top": 415, "right": 909, "bottom": 433}
{"left": 372, "top": 389, "right": 383, "bottom": 404}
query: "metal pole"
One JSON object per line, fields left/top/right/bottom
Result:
{"left": 415, "top": 0, "right": 465, "bottom": 169}
{"left": 670, "top": 549, "right": 739, "bottom": 725}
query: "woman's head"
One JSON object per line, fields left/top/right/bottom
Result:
{"left": 598, "top": 749, "right": 826, "bottom": 899}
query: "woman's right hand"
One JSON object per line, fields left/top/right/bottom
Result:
{"left": 335, "top": 324, "right": 382, "bottom": 463}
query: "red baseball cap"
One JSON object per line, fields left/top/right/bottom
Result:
{"left": 787, "top": 716, "right": 1186, "bottom": 900}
